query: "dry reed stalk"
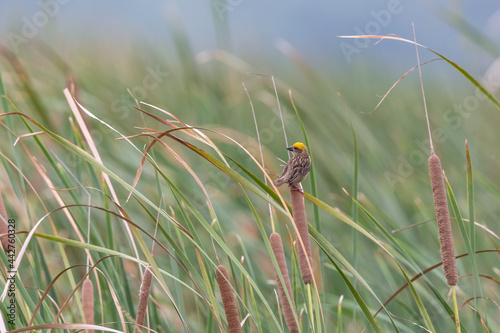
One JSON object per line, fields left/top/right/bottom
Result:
{"left": 270, "top": 232, "right": 299, "bottom": 333}
{"left": 134, "top": 265, "right": 153, "bottom": 333}
{"left": 290, "top": 186, "right": 313, "bottom": 284}
{"left": 428, "top": 153, "right": 458, "bottom": 286}
{"left": 82, "top": 278, "right": 95, "bottom": 333}
{"left": 216, "top": 265, "right": 242, "bottom": 333}
{"left": 0, "top": 191, "right": 9, "bottom": 251}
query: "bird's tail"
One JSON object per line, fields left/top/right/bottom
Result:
{"left": 273, "top": 178, "right": 284, "bottom": 187}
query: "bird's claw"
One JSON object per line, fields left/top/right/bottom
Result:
{"left": 291, "top": 184, "right": 304, "bottom": 195}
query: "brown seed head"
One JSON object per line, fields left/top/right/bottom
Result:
{"left": 270, "top": 233, "right": 299, "bottom": 333}
{"left": 290, "top": 186, "right": 313, "bottom": 284}
{"left": 216, "top": 265, "right": 242, "bottom": 333}
{"left": 134, "top": 266, "right": 153, "bottom": 333}
{"left": 428, "top": 153, "right": 458, "bottom": 286}
{"left": 82, "top": 279, "right": 95, "bottom": 333}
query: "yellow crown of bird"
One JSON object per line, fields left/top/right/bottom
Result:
{"left": 292, "top": 142, "right": 307, "bottom": 150}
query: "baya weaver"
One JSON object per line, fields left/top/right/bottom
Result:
{"left": 274, "top": 142, "right": 311, "bottom": 188}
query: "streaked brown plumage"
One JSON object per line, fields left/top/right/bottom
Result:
{"left": 274, "top": 142, "right": 311, "bottom": 187}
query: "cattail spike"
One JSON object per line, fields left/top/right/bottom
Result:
{"left": 134, "top": 265, "right": 153, "bottom": 333}
{"left": 270, "top": 233, "right": 299, "bottom": 333}
{"left": 428, "top": 153, "right": 458, "bottom": 286}
{"left": 216, "top": 265, "right": 242, "bottom": 333}
{"left": 290, "top": 186, "right": 313, "bottom": 284}
{"left": 82, "top": 278, "right": 95, "bottom": 333}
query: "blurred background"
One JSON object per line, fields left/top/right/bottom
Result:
{"left": 1, "top": 0, "right": 500, "bottom": 210}
{"left": 2, "top": 1, "right": 500, "bottom": 68}
{"left": 1, "top": 1, "right": 500, "bottom": 331}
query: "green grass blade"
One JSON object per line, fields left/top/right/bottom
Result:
{"left": 339, "top": 35, "right": 500, "bottom": 111}
{"left": 0, "top": 71, "right": 28, "bottom": 196}
{"left": 164, "top": 133, "right": 287, "bottom": 213}
{"left": 347, "top": 194, "right": 422, "bottom": 272}
{"left": 223, "top": 154, "right": 281, "bottom": 204}
{"left": 465, "top": 143, "right": 483, "bottom": 330}
{"left": 309, "top": 225, "right": 400, "bottom": 332}
{"left": 429, "top": 49, "right": 500, "bottom": 111}
{"left": 348, "top": 100, "right": 359, "bottom": 267}
{"left": 433, "top": 6, "right": 500, "bottom": 57}
{"left": 33, "top": 232, "right": 201, "bottom": 293}
{"left": 445, "top": 175, "right": 474, "bottom": 267}
{"left": 445, "top": 173, "right": 485, "bottom": 331}
{"left": 465, "top": 143, "right": 475, "bottom": 255}
{"left": 160, "top": 175, "right": 283, "bottom": 330}
{"left": 319, "top": 249, "right": 383, "bottom": 333}
{"left": 397, "top": 263, "right": 435, "bottom": 332}
{"left": 248, "top": 276, "right": 264, "bottom": 333}
{"left": 243, "top": 191, "right": 291, "bottom": 332}
{"left": 0, "top": 66, "right": 8, "bottom": 113}
{"left": 305, "top": 193, "right": 394, "bottom": 256}
{"left": 337, "top": 295, "right": 343, "bottom": 333}
{"left": 427, "top": 282, "right": 468, "bottom": 333}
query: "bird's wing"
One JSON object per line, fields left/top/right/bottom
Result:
{"left": 288, "top": 164, "right": 304, "bottom": 183}
{"left": 287, "top": 157, "right": 310, "bottom": 184}
{"left": 279, "top": 162, "right": 289, "bottom": 178}
{"left": 301, "top": 158, "right": 311, "bottom": 174}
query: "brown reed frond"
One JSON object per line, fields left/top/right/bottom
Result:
{"left": 270, "top": 232, "right": 299, "bottom": 333}
{"left": 290, "top": 185, "right": 313, "bottom": 284}
{"left": 428, "top": 153, "right": 458, "bottom": 286}
{"left": 134, "top": 265, "right": 153, "bottom": 333}
{"left": 82, "top": 278, "right": 95, "bottom": 333}
{"left": 216, "top": 265, "right": 242, "bottom": 333}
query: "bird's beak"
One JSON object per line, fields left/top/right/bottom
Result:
{"left": 286, "top": 146, "right": 293, "bottom": 151}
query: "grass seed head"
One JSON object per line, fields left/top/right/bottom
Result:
{"left": 216, "top": 265, "right": 242, "bottom": 333}
{"left": 290, "top": 186, "right": 313, "bottom": 284}
{"left": 82, "top": 278, "right": 95, "bottom": 333}
{"left": 428, "top": 153, "right": 458, "bottom": 286}
{"left": 270, "top": 232, "right": 299, "bottom": 333}
{"left": 134, "top": 265, "right": 153, "bottom": 333}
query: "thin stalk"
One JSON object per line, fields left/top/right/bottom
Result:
{"left": 452, "top": 285, "right": 461, "bottom": 333}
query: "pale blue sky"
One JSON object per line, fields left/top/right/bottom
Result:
{"left": 1, "top": 1, "right": 499, "bottom": 73}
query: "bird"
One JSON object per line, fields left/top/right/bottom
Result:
{"left": 274, "top": 142, "right": 311, "bottom": 190}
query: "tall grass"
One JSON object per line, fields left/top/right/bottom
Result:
{"left": 0, "top": 18, "right": 499, "bottom": 333}
{"left": 0, "top": 190, "right": 8, "bottom": 251}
